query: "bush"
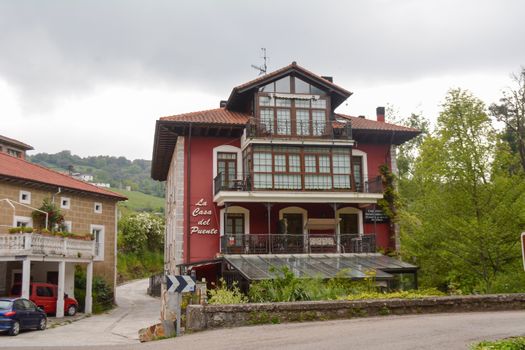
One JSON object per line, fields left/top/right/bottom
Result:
{"left": 74, "top": 266, "right": 114, "bottom": 314}
{"left": 8, "top": 226, "right": 33, "bottom": 234}
{"left": 117, "top": 250, "right": 163, "bottom": 283}
{"left": 208, "top": 279, "right": 247, "bottom": 305}
{"left": 345, "top": 288, "right": 445, "bottom": 301}
{"left": 118, "top": 213, "right": 164, "bottom": 254}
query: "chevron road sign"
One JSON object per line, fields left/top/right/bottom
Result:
{"left": 166, "top": 275, "right": 196, "bottom": 293}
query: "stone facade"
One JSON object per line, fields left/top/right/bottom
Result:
{"left": 165, "top": 136, "right": 185, "bottom": 274}
{"left": 186, "top": 294, "right": 525, "bottom": 331}
{"left": 0, "top": 181, "right": 119, "bottom": 292}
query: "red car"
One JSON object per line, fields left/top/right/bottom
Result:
{"left": 10, "top": 283, "right": 78, "bottom": 316}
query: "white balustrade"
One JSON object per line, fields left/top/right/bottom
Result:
{"left": 0, "top": 233, "right": 95, "bottom": 259}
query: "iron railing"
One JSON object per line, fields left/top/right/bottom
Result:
{"left": 214, "top": 172, "right": 383, "bottom": 195}
{"left": 246, "top": 118, "right": 352, "bottom": 141}
{"left": 220, "top": 233, "right": 376, "bottom": 255}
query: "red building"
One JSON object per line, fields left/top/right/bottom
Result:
{"left": 152, "top": 62, "right": 420, "bottom": 289}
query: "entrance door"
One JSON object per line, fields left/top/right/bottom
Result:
{"left": 217, "top": 153, "right": 237, "bottom": 189}
{"left": 340, "top": 213, "right": 359, "bottom": 234}
{"left": 283, "top": 213, "right": 303, "bottom": 252}
{"left": 226, "top": 213, "right": 244, "bottom": 252}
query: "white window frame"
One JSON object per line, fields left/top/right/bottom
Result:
{"left": 219, "top": 206, "right": 250, "bottom": 237}
{"left": 336, "top": 207, "right": 364, "bottom": 235}
{"left": 90, "top": 224, "right": 105, "bottom": 261}
{"left": 19, "top": 190, "right": 31, "bottom": 205}
{"left": 94, "top": 202, "right": 102, "bottom": 214}
{"left": 212, "top": 145, "right": 242, "bottom": 179}
{"left": 60, "top": 197, "right": 71, "bottom": 209}
{"left": 13, "top": 216, "right": 33, "bottom": 228}
{"left": 351, "top": 149, "right": 369, "bottom": 181}
{"left": 278, "top": 206, "right": 308, "bottom": 235}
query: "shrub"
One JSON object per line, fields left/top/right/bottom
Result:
{"left": 345, "top": 288, "right": 445, "bottom": 301}
{"left": 208, "top": 279, "right": 247, "bottom": 305}
{"left": 118, "top": 213, "right": 164, "bottom": 254}
{"left": 117, "top": 250, "right": 163, "bottom": 283}
{"left": 32, "top": 198, "right": 64, "bottom": 231}
{"left": 74, "top": 266, "right": 114, "bottom": 313}
{"left": 471, "top": 337, "right": 525, "bottom": 350}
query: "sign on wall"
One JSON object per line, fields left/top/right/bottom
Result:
{"left": 364, "top": 208, "right": 390, "bottom": 223}
{"left": 190, "top": 198, "right": 218, "bottom": 235}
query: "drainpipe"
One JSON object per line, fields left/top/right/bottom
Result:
{"left": 186, "top": 123, "right": 193, "bottom": 265}
{"left": 52, "top": 187, "right": 62, "bottom": 204}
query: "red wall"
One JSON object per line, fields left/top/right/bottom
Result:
{"left": 183, "top": 139, "right": 395, "bottom": 263}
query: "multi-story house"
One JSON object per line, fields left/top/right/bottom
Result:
{"left": 0, "top": 134, "right": 34, "bottom": 159}
{"left": 0, "top": 149, "right": 126, "bottom": 316}
{"left": 152, "top": 62, "right": 420, "bottom": 289}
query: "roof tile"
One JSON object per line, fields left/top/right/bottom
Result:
{"left": 0, "top": 152, "right": 127, "bottom": 200}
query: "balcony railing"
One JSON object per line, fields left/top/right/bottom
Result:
{"left": 246, "top": 118, "right": 352, "bottom": 141}
{"left": 214, "top": 172, "right": 383, "bottom": 195}
{"left": 220, "top": 233, "right": 376, "bottom": 255}
{"left": 0, "top": 233, "right": 95, "bottom": 259}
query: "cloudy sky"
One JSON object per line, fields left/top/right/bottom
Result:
{"left": 1, "top": 0, "right": 524, "bottom": 160}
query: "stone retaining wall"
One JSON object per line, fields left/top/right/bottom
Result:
{"left": 186, "top": 294, "right": 525, "bottom": 331}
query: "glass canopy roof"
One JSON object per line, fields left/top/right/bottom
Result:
{"left": 223, "top": 254, "right": 418, "bottom": 281}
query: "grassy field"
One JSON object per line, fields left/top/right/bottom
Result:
{"left": 111, "top": 188, "right": 164, "bottom": 214}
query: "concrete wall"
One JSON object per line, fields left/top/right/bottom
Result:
{"left": 0, "top": 181, "right": 119, "bottom": 292}
{"left": 186, "top": 294, "right": 525, "bottom": 331}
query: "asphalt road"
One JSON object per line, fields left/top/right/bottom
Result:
{"left": 0, "top": 278, "right": 160, "bottom": 347}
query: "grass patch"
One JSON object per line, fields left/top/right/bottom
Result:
{"left": 471, "top": 337, "right": 525, "bottom": 349}
{"left": 117, "top": 250, "right": 163, "bottom": 283}
{"left": 111, "top": 188, "right": 164, "bottom": 214}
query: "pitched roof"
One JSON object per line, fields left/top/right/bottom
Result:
{"left": 0, "top": 152, "right": 127, "bottom": 200}
{"left": 0, "top": 134, "right": 34, "bottom": 151}
{"left": 160, "top": 108, "right": 250, "bottom": 125}
{"left": 335, "top": 114, "right": 420, "bottom": 132}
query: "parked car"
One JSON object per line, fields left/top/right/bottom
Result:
{"left": 0, "top": 298, "right": 47, "bottom": 336}
{"left": 10, "top": 283, "right": 78, "bottom": 316}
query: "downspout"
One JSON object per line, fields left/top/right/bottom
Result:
{"left": 52, "top": 187, "right": 62, "bottom": 204}
{"left": 186, "top": 123, "right": 193, "bottom": 265}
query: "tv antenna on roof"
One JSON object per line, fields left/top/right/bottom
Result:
{"left": 251, "top": 48, "right": 268, "bottom": 75}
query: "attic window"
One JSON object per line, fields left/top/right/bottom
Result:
{"left": 259, "top": 76, "right": 290, "bottom": 93}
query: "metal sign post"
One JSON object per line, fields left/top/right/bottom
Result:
{"left": 165, "top": 275, "right": 196, "bottom": 336}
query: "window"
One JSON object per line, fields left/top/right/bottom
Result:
{"left": 90, "top": 225, "right": 105, "bottom": 260}
{"left": 225, "top": 213, "right": 244, "bottom": 248}
{"left": 217, "top": 152, "right": 237, "bottom": 189}
{"left": 60, "top": 197, "right": 71, "bottom": 209}
{"left": 94, "top": 202, "right": 102, "bottom": 213}
{"left": 36, "top": 286, "right": 53, "bottom": 297}
{"left": 14, "top": 216, "right": 32, "bottom": 228}
{"left": 19, "top": 190, "right": 31, "bottom": 204}
{"left": 353, "top": 156, "right": 363, "bottom": 192}
{"left": 7, "top": 148, "right": 22, "bottom": 158}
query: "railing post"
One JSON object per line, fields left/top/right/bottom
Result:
{"left": 23, "top": 233, "right": 32, "bottom": 251}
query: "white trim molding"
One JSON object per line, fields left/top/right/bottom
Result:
{"left": 90, "top": 224, "right": 105, "bottom": 261}
{"left": 212, "top": 145, "right": 242, "bottom": 179}
{"left": 214, "top": 191, "right": 382, "bottom": 206}
{"left": 19, "top": 190, "right": 31, "bottom": 205}
{"left": 279, "top": 206, "right": 308, "bottom": 235}
{"left": 336, "top": 206, "right": 364, "bottom": 235}
{"left": 13, "top": 215, "right": 32, "bottom": 228}
{"left": 351, "top": 148, "right": 369, "bottom": 181}
{"left": 219, "top": 206, "right": 250, "bottom": 237}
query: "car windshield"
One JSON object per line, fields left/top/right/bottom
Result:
{"left": 0, "top": 300, "right": 12, "bottom": 309}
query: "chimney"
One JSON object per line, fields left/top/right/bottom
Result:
{"left": 220, "top": 100, "right": 227, "bottom": 108}
{"left": 321, "top": 76, "right": 333, "bottom": 83}
{"left": 376, "top": 106, "right": 385, "bottom": 123}
{"left": 358, "top": 115, "right": 365, "bottom": 119}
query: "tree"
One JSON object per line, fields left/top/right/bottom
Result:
{"left": 119, "top": 213, "right": 165, "bottom": 254}
{"left": 489, "top": 68, "right": 525, "bottom": 173}
{"left": 401, "top": 89, "right": 525, "bottom": 292}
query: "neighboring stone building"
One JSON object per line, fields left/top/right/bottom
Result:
{"left": 0, "top": 134, "right": 34, "bottom": 159}
{"left": 152, "top": 62, "right": 421, "bottom": 289}
{"left": 0, "top": 152, "right": 126, "bottom": 316}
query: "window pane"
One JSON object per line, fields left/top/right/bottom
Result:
{"left": 275, "top": 77, "right": 291, "bottom": 93}
{"left": 311, "top": 85, "right": 324, "bottom": 95}
{"left": 260, "top": 108, "right": 274, "bottom": 133}
{"left": 276, "top": 109, "right": 291, "bottom": 135}
{"left": 319, "top": 155, "right": 330, "bottom": 173}
{"left": 274, "top": 154, "right": 286, "bottom": 172}
{"left": 295, "top": 78, "right": 310, "bottom": 94}
{"left": 289, "top": 155, "right": 301, "bottom": 172}
{"left": 312, "top": 111, "right": 326, "bottom": 136}
{"left": 294, "top": 99, "right": 310, "bottom": 108}
{"left": 275, "top": 98, "right": 291, "bottom": 107}
{"left": 332, "top": 154, "right": 350, "bottom": 174}
{"left": 311, "top": 99, "right": 326, "bottom": 109}
{"left": 254, "top": 153, "right": 272, "bottom": 172}
{"left": 259, "top": 96, "right": 273, "bottom": 106}
{"left": 333, "top": 175, "right": 351, "bottom": 189}
{"left": 296, "top": 109, "right": 310, "bottom": 136}
{"left": 274, "top": 174, "right": 301, "bottom": 189}
{"left": 254, "top": 174, "right": 272, "bottom": 189}
{"left": 305, "top": 155, "right": 316, "bottom": 173}
{"left": 305, "top": 175, "right": 332, "bottom": 189}
{"left": 259, "top": 82, "right": 274, "bottom": 92}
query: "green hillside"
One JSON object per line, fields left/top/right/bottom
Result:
{"left": 111, "top": 188, "right": 164, "bottom": 215}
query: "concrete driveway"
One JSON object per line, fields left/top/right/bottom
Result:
{"left": 0, "top": 278, "right": 160, "bottom": 347}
